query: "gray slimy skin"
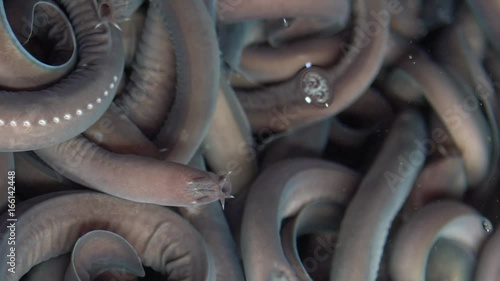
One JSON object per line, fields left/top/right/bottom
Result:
{"left": 24, "top": 253, "right": 139, "bottom": 281}
{"left": 403, "top": 156, "right": 467, "bottom": 218}
{"left": 187, "top": 204, "right": 244, "bottom": 279}
{"left": 0, "top": 0, "right": 124, "bottom": 152}
{"left": 217, "top": 21, "right": 254, "bottom": 75}
{"left": 83, "top": 103, "right": 161, "bottom": 159}
{"left": 0, "top": 0, "right": 76, "bottom": 89}
{"left": 0, "top": 192, "right": 216, "bottom": 281}
{"left": 400, "top": 50, "right": 492, "bottom": 187}
{"left": 389, "top": 0, "right": 427, "bottom": 39}
{"left": 265, "top": 13, "right": 350, "bottom": 47}
{"left": 115, "top": 4, "right": 176, "bottom": 139}
{"left": 151, "top": 0, "right": 220, "bottom": 164}
{"left": 203, "top": 71, "right": 257, "bottom": 195}
{"left": 383, "top": 32, "right": 412, "bottom": 67}
{"left": 241, "top": 158, "right": 359, "bottom": 281}
{"left": 434, "top": 10, "right": 500, "bottom": 201}
{"left": 202, "top": 0, "right": 217, "bottom": 18}
{"left": 179, "top": 152, "right": 244, "bottom": 281}
{"left": 437, "top": 8, "right": 499, "bottom": 123}
{"left": 118, "top": 5, "right": 146, "bottom": 68}
{"left": 328, "top": 88, "right": 393, "bottom": 149}
{"left": 467, "top": 0, "right": 500, "bottom": 52}
{"left": 33, "top": 0, "right": 228, "bottom": 207}
{"left": 179, "top": 202, "right": 245, "bottom": 281}
{"left": 23, "top": 254, "right": 70, "bottom": 281}
{"left": 34, "top": 136, "right": 232, "bottom": 207}
{"left": 475, "top": 227, "right": 500, "bottom": 280}
{"left": 280, "top": 201, "right": 344, "bottom": 280}
{"left": 390, "top": 200, "right": 492, "bottom": 281}
{"left": 383, "top": 67, "right": 427, "bottom": 106}
{"left": 231, "top": 37, "right": 344, "bottom": 88}
{"left": 64, "top": 230, "right": 145, "bottom": 281}
{"left": 262, "top": 118, "right": 331, "bottom": 168}
{"left": 217, "top": 0, "right": 351, "bottom": 23}
{"left": 426, "top": 238, "right": 475, "bottom": 281}
{"left": 330, "top": 110, "right": 427, "bottom": 281}
{"left": 14, "top": 152, "right": 84, "bottom": 199}
{"left": 236, "top": 0, "right": 388, "bottom": 133}
{"left": 94, "top": 0, "right": 145, "bottom": 24}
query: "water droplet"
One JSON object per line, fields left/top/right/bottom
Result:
{"left": 409, "top": 55, "right": 413, "bottom": 59}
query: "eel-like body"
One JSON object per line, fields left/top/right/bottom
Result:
{"left": 236, "top": 0, "right": 388, "bottom": 133}
{"left": 114, "top": 4, "right": 176, "bottom": 139}
{"left": 35, "top": 136, "right": 232, "bottom": 207}
{"left": 467, "top": 0, "right": 500, "bottom": 51}
{"left": 231, "top": 37, "right": 344, "bottom": 88}
{"left": 0, "top": 0, "right": 76, "bottom": 89}
{"left": 151, "top": 0, "right": 220, "bottom": 164}
{"left": 426, "top": 238, "right": 475, "bottom": 281}
{"left": 403, "top": 156, "right": 467, "bottom": 218}
{"left": 280, "top": 201, "right": 344, "bottom": 280}
{"left": 82, "top": 103, "right": 161, "bottom": 159}
{"left": 180, "top": 152, "right": 244, "bottom": 280}
{"left": 265, "top": 13, "right": 350, "bottom": 47}
{"left": 217, "top": 0, "right": 351, "bottom": 23}
{"left": 328, "top": 88, "right": 393, "bottom": 149}
{"left": 475, "top": 227, "right": 500, "bottom": 280}
{"left": 241, "top": 158, "right": 359, "bottom": 280}
{"left": 330, "top": 110, "right": 426, "bottom": 281}
{"left": 203, "top": 71, "right": 257, "bottom": 195}
{"left": 0, "top": 192, "right": 216, "bottom": 280}
{"left": 262, "top": 118, "right": 331, "bottom": 168}
{"left": 0, "top": 0, "right": 124, "bottom": 151}
{"left": 14, "top": 152, "right": 83, "bottom": 199}
{"left": 390, "top": 200, "right": 492, "bottom": 281}
{"left": 64, "top": 230, "right": 145, "bottom": 281}
{"left": 400, "top": 50, "right": 492, "bottom": 187}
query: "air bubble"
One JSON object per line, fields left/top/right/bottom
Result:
{"left": 483, "top": 220, "right": 493, "bottom": 233}
{"left": 301, "top": 71, "right": 331, "bottom": 107}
